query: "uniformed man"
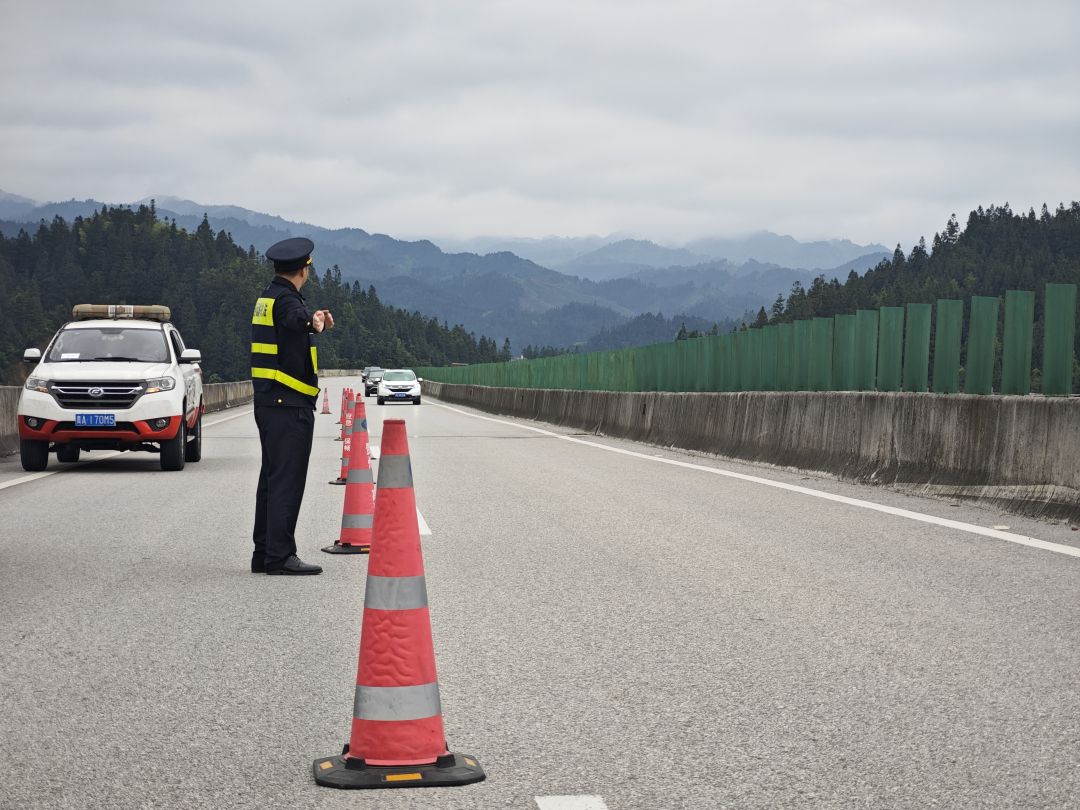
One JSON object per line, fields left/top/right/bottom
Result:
{"left": 250, "top": 237, "right": 334, "bottom": 575}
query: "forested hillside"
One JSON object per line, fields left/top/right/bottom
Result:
{"left": 0, "top": 205, "right": 506, "bottom": 384}
{"left": 764, "top": 203, "right": 1080, "bottom": 366}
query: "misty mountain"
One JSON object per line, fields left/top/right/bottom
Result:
{"left": 555, "top": 239, "right": 710, "bottom": 280}
{"left": 687, "top": 231, "right": 887, "bottom": 270}
{"left": 825, "top": 251, "right": 892, "bottom": 277}
{"left": 432, "top": 234, "right": 614, "bottom": 268}
{"left": 0, "top": 190, "right": 871, "bottom": 353}
{"left": 437, "top": 230, "right": 888, "bottom": 279}
{"left": 0, "top": 190, "right": 38, "bottom": 220}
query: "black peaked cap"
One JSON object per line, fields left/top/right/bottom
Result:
{"left": 267, "top": 237, "right": 315, "bottom": 273}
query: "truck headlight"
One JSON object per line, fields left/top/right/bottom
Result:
{"left": 145, "top": 377, "right": 176, "bottom": 394}
{"left": 24, "top": 376, "right": 48, "bottom": 393}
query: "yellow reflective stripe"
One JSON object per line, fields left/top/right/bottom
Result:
{"left": 252, "top": 366, "right": 320, "bottom": 397}
{"left": 310, "top": 346, "right": 318, "bottom": 374}
{"left": 252, "top": 297, "right": 275, "bottom": 326}
{"left": 252, "top": 342, "right": 278, "bottom": 354}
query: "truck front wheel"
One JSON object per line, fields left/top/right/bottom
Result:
{"left": 160, "top": 420, "right": 186, "bottom": 471}
{"left": 20, "top": 439, "right": 49, "bottom": 472}
{"left": 184, "top": 408, "right": 202, "bottom": 462}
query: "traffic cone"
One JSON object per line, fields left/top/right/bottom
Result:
{"left": 323, "top": 402, "right": 375, "bottom": 553}
{"left": 313, "top": 420, "right": 485, "bottom": 789}
{"left": 328, "top": 405, "right": 354, "bottom": 485}
{"left": 353, "top": 397, "right": 371, "bottom": 461}
{"left": 337, "top": 389, "right": 348, "bottom": 425}
{"left": 321, "top": 388, "right": 331, "bottom": 415}
{"left": 336, "top": 390, "right": 354, "bottom": 441}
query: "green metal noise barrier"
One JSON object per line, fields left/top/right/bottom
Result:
{"left": 417, "top": 284, "right": 1077, "bottom": 397}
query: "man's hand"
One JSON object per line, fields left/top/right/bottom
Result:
{"left": 312, "top": 309, "right": 335, "bottom": 333}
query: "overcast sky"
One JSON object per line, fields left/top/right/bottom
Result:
{"left": 1, "top": 0, "right": 1077, "bottom": 247}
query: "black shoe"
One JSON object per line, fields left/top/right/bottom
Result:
{"left": 251, "top": 562, "right": 266, "bottom": 573}
{"left": 266, "top": 555, "right": 323, "bottom": 575}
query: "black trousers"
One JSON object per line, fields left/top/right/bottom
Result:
{"left": 253, "top": 405, "right": 315, "bottom": 569}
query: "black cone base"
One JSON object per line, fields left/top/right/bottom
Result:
{"left": 321, "top": 542, "right": 370, "bottom": 555}
{"left": 313, "top": 750, "right": 485, "bottom": 790}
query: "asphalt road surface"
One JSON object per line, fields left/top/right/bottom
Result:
{"left": 2, "top": 375, "right": 1080, "bottom": 809}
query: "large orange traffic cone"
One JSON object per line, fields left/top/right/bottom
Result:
{"left": 329, "top": 402, "right": 356, "bottom": 485}
{"left": 321, "top": 388, "right": 331, "bottom": 415}
{"left": 337, "top": 390, "right": 347, "bottom": 424}
{"left": 323, "top": 403, "right": 374, "bottom": 554}
{"left": 336, "top": 390, "right": 354, "bottom": 441}
{"left": 313, "top": 420, "right": 485, "bottom": 789}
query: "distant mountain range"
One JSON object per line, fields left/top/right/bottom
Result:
{"left": 0, "top": 191, "right": 889, "bottom": 352}
{"left": 436, "top": 232, "right": 888, "bottom": 279}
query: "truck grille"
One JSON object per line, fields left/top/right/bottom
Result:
{"left": 49, "top": 382, "right": 145, "bottom": 409}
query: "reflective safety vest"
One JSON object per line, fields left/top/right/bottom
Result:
{"left": 251, "top": 278, "right": 320, "bottom": 405}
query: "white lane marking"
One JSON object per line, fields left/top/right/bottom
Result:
{"left": 0, "top": 407, "right": 255, "bottom": 492}
{"left": 429, "top": 402, "right": 1080, "bottom": 560}
{"left": 417, "top": 508, "right": 431, "bottom": 536}
{"left": 0, "top": 471, "right": 54, "bottom": 491}
{"left": 535, "top": 797, "right": 609, "bottom": 810}
{"left": 0, "top": 452, "right": 127, "bottom": 491}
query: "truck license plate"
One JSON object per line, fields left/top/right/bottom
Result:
{"left": 75, "top": 413, "right": 116, "bottom": 427}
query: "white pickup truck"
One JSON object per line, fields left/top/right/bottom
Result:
{"left": 18, "top": 304, "right": 204, "bottom": 472}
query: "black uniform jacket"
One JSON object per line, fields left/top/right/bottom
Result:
{"left": 251, "top": 276, "right": 319, "bottom": 409}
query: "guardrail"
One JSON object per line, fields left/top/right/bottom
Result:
{"left": 417, "top": 283, "right": 1078, "bottom": 396}
{"left": 0, "top": 381, "right": 254, "bottom": 457}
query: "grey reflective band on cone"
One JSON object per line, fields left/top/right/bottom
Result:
{"left": 376, "top": 455, "right": 413, "bottom": 488}
{"left": 354, "top": 682, "right": 442, "bottom": 722}
{"left": 341, "top": 514, "right": 374, "bottom": 529}
{"left": 347, "top": 468, "right": 374, "bottom": 484}
{"left": 364, "top": 575, "right": 428, "bottom": 610}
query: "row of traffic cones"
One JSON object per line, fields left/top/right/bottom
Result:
{"left": 311, "top": 386, "right": 484, "bottom": 790}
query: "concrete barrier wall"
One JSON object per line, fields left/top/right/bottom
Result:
{"left": 0, "top": 381, "right": 254, "bottom": 457}
{"left": 423, "top": 381, "right": 1080, "bottom": 522}
{"left": 202, "top": 381, "right": 254, "bottom": 413}
{"left": 320, "top": 369, "right": 363, "bottom": 378}
{"left": 0, "top": 387, "right": 19, "bottom": 457}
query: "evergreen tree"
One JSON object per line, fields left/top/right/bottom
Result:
{"left": 0, "top": 206, "right": 504, "bottom": 382}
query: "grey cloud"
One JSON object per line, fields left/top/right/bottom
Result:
{"left": 1, "top": 0, "right": 1077, "bottom": 246}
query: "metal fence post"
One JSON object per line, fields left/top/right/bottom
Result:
{"left": 932, "top": 299, "right": 963, "bottom": 393}
{"left": 794, "top": 320, "right": 812, "bottom": 390}
{"left": 833, "top": 314, "right": 856, "bottom": 390}
{"left": 902, "top": 303, "right": 932, "bottom": 392}
{"left": 855, "top": 310, "right": 878, "bottom": 390}
{"left": 1042, "top": 283, "right": 1077, "bottom": 396}
{"left": 876, "top": 307, "right": 904, "bottom": 391}
{"left": 1001, "top": 290, "right": 1035, "bottom": 395}
{"left": 965, "top": 296, "right": 999, "bottom": 395}
{"left": 810, "top": 317, "right": 834, "bottom": 391}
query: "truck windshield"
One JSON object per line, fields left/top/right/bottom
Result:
{"left": 47, "top": 327, "right": 169, "bottom": 363}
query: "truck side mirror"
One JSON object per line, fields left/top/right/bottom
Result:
{"left": 180, "top": 349, "right": 202, "bottom": 364}
{"left": 23, "top": 348, "right": 41, "bottom": 363}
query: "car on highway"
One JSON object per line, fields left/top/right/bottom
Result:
{"left": 17, "top": 304, "right": 204, "bottom": 472}
{"left": 363, "top": 367, "right": 384, "bottom": 396}
{"left": 375, "top": 369, "right": 422, "bottom": 405}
